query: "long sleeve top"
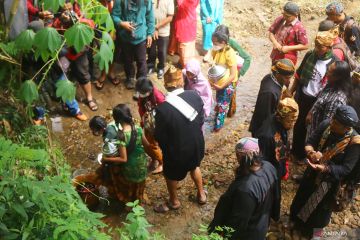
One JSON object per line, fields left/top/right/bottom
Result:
{"left": 112, "top": 0, "right": 155, "bottom": 44}
{"left": 200, "top": 0, "right": 223, "bottom": 24}
{"left": 208, "top": 161, "right": 280, "bottom": 240}
{"left": 228, "top": 38, "right": 251, "bottom": 77}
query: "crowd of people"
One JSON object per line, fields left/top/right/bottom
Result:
{"left": 11, "top": 0, "right": 360, "bottom": 239}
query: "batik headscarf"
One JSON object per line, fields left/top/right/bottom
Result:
{"left": 271, "top": 58, "right": 295, "bottom": 76}
{"left": 299, "top": 32, "right": 335, "bottom": 86}
{"left": 276, "top": 97, "right": 299, "bottom": 128}
{"left": 315, "top": 31, "right": 336, "bottom": 47}
{"left": 235, "top": 137, "right": 260, "bottom": 167}
{"left": 183, "top": 59, "right": 214, "bottom": 117}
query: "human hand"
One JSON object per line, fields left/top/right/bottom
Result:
{"left": 206, "top": 17, "right": 212, "bottom": 23}
{"left": 39, "top": 10, "right": 54, "bottom": 19}
{"left": 153, "top": 30, "right": 159, "bottom": 40}
{"left": 281, "top": 46, "right": 290, "bottom": 53}
{"left": 212, "top": 83, "right": 222, "bottom": 91}
{"left": 120, "top": 21, "right": 135, "bottom": 32}
{"left": 282, "top": 88, "right": 293, "bottom": 98}
{"left": 306, "top": 150, "right": 322, "bottom": 163}
{"left": 274, "top": 42, "right": 282, "bottom": 51}
{"left": 306, "top": 159, "right": 326, "bottom": 172}
{"left": 147, "top": 36, "right": 152, "bottom": 48}
{"left": 350, "top": 35, "right": 356, "bottom": 42}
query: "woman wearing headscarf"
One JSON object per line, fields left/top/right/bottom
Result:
{"left": 183, "top": 59, "right": 213, "bottom": 118}
{"left": 208, "top": 137, "right": 280, "bottom": 240}
{"left": 290, "top": 105, "right": 360, "bottom": 237}
{"left": 258, "top": 97, "right": 299, "bottom": 181}
{"left": 307, "top": 61, "right": 351, "bottom": 135}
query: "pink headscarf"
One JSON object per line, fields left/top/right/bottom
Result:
{"left": 183, "top": 59, "right": 213, "bottom": 117}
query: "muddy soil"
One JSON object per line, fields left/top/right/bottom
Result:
{"left": 53, "top": 0, "right": 360, "bottom": 239}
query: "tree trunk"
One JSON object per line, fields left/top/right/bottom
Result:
{"left": 4, "top": 0, "right": 20, "bottom": 40}
{"left": 0, "top": 0, "right": 5, "bottom": 40}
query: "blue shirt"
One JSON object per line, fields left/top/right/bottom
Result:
{"left": 112, "top": 0, "right": 155, "bottom": 45}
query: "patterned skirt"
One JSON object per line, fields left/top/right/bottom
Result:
{"left": 214, "top": 84, "right": 235, "bottom": 130}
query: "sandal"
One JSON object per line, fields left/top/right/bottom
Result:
{"left": 94, "top": 80, "right": 105, "bottom": 90}
{"left": 153, "top": 201, "right": 180, "bottom": 213}
{"left": 108, "top": 75, "right": 121, "bottom": 86}
{"left": 85, "top": 99, "right": 98, "bottom": 111}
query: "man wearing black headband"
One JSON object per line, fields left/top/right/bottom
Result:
{"left": 290, "top": 105, "right": 360, "bottom": 237}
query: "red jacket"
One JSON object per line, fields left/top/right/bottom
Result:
{"left": 27, "top": 0, "right": 39, "bottom": 22}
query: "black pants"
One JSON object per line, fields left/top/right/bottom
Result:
{"left": 121, "top": 40, "right": 147, "bottom": 80}
{"left": 147, "top": 36, "right": 169, "bottom": 70}
{"left": 291, "top": 88, "right": 317, "bottom": 159}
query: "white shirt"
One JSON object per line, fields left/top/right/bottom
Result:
{"left": 302, "top": 58, "right": 332, "bottom": 97}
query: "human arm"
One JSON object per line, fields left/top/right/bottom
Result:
{"left": 280, "top": 44, "right": 309, "bottom": 53}
{"left": 200, "top": 0, "right": 212, "bottom": 23}
{"left": 153, "top": 87, "right": 166, "bottom": 104}
{"left": 146, "top": 0, "right": 155, "bottom": 47}
{"left": 111, "top": 0, "right": 135, "bottom": 32}
{"left": 288, "top": 51, "right": 311, "bottom": 94}
{"left": 102, "top": 145, "right": 127, "bottom": 163}
{"left": 269, "top": 32, "right": 283, "bottom": 51}
{"left": 228, "top": 38, "right": 251, "bottom": 76}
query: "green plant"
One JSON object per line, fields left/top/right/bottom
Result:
{"left": 0, "top": 0, "right": 115, "bottom": 109}
{"left": 192, "top": 225, "right": 234, "bottom": 240}
{"left": 117, "top": 200, "right": 165, "bottom": 240}
{"left": 0, "top": 135, "right": 111, "bottom": 240}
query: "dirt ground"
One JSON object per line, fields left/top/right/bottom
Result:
{"left": 53, "top": 0, "right": 360, "bottom": 239}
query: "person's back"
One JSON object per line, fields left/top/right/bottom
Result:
{"left": 249, "top": 74, "right": 282, "bottom": 137}
{"left": 155, "top": 90, "right": 204, "bottom": 165}
{"left": 121, "top": 124, "right": 148, "bottom": 183}
{"left": 209, "top": 161, "right": 279, "bottom": 240}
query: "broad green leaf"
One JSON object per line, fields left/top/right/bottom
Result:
{"left": 15, "top": 30, "right": 35, "bottom": 51}
{"left": 55, "top": 79, "right": 76, "bottom": 102}
{"left": 64, "top": 23, "right": 94, "bottom": 53}
{"left": 94, "top": 41, "right": 113, "bottom": 73}
{"left": 105, "top": 14, "right": 115, "bottom": 32}
{"left": 12, "top": 203, "right": 28, "bottom": 222}
{"left": 42, "top": 0, "right": 65, "bottom": 13}
{"left": 19, "top": 80, "right": 39, "bottom": 104}
{"left": 34, "top": 27, "right": 62, "bottom": 52}
{"left": 102, "top": 31, "right": 114, "bottom": 51}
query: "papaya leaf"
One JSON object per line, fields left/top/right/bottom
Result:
{"left": 19, "top": 80, "right": 39, "bottom": 104}
{"left": 64, "top": 23, "right": 94, "bottom": 53}
{"left": 34, "top": 27, "right": 62, "bottom": 53}
{"left": 15, "top": 30, "right": 35, "bottom": 52}
{"left": 94, "top": 41, "right": 113, "bottom": 73}
{"left": 42, "top": 0, "right": 65, "bottom": 13}
{"left": 55, "top": 79, "right": 76, "bottom": 102}
{"left": 102, "top": 31, "right": 114, "bottom": 51}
